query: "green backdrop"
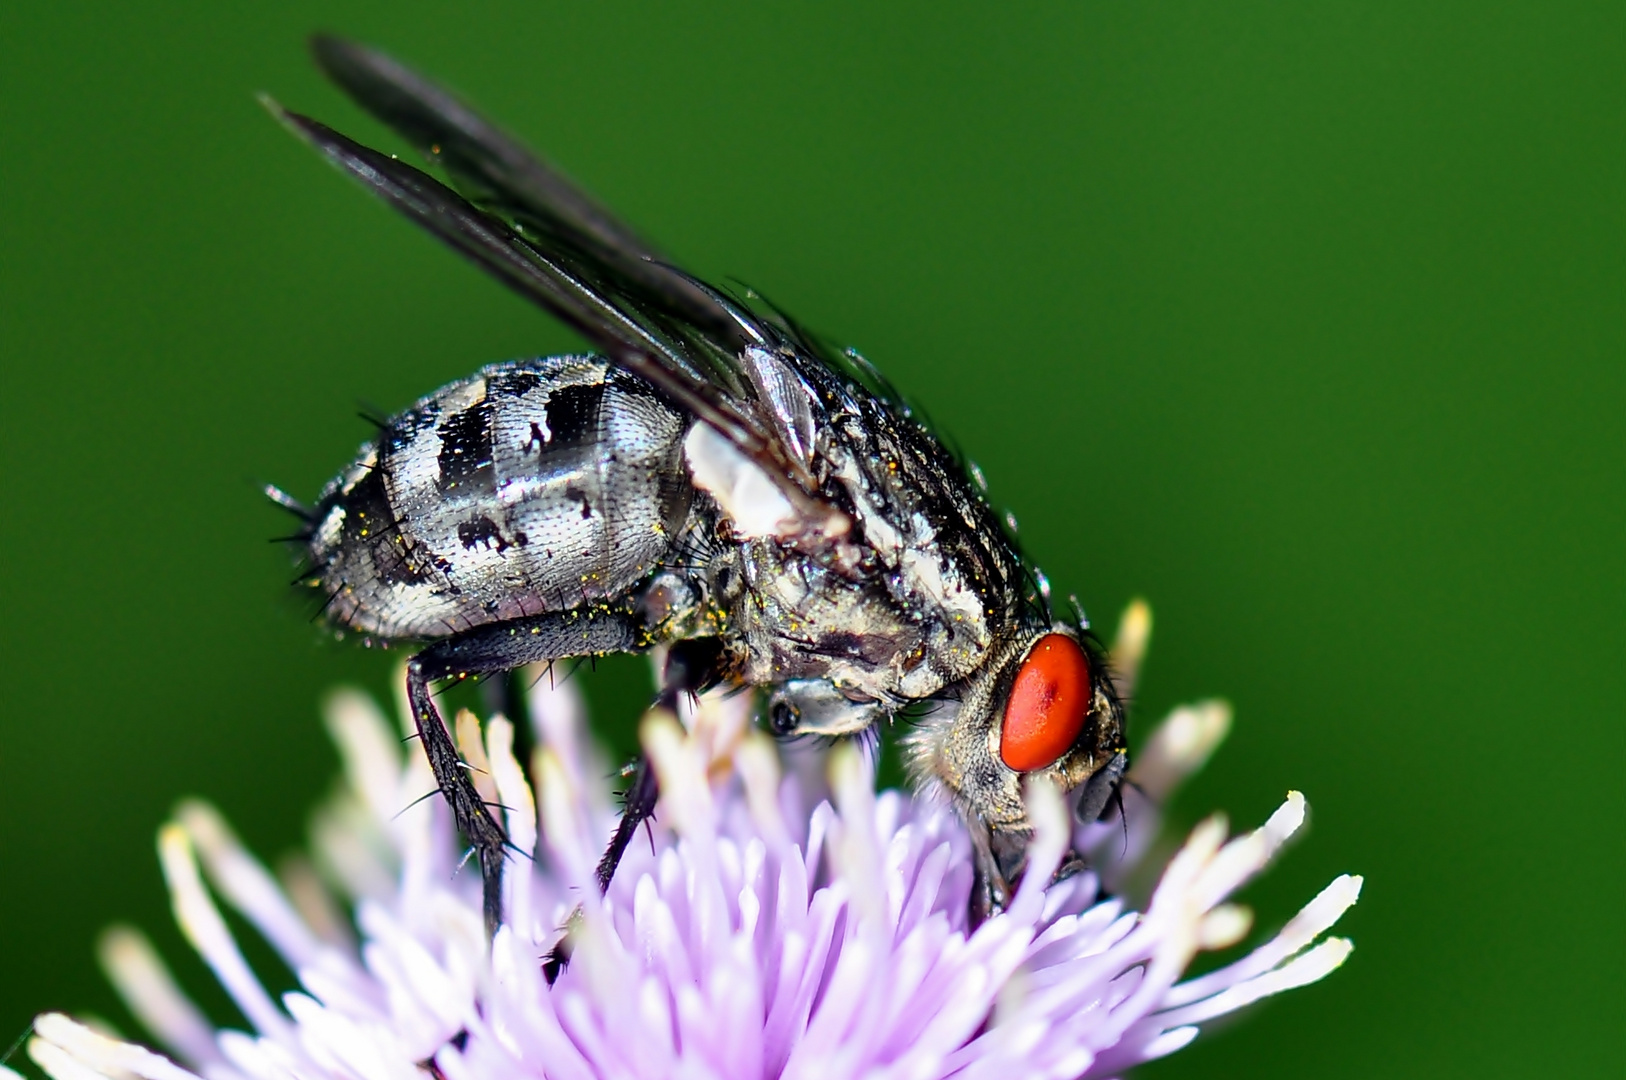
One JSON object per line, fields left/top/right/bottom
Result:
{"left": 1, "top": 3, "right": 1619, "bottom": 1077}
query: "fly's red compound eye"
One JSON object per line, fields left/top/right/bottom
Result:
{"left": 999, "top": 633, "right": 1092, "bottom": 771}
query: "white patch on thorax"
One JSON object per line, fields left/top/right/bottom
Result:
{"left": 684, "top": 422, "right": 802, "bottom": 538}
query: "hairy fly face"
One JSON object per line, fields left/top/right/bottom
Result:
{"left": 905, "top": 624, "right": 1127, "bottom": 902}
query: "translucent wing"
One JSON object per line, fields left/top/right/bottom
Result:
{"left": 266, "top": 38, "right": 848, "bottom": 537}
{"left": 308, "top": 35, "right": 742, "bottom": 360}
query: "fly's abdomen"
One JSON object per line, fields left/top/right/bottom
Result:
{"left": 308, "top": 356, "right": 690, "bottom": 640}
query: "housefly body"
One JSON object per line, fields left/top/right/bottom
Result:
{"left": 266, "top": 36, "right": 1127, "bottom": 939}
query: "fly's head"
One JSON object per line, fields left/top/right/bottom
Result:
{"left": 903, "top": 620, "right": 1128, "bottom": 914}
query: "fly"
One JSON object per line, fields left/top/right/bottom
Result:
{"left": 264, "top": 35, "right": 1127, "bottom": 942}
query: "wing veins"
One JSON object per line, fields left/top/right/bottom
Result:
{"left": 307, "top": 34, "right": 747, "bottom": 355}
{"left": 265, "top": 99, "right": 830, "bottom": 518}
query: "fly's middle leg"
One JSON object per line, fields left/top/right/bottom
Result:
{"left": 406, "top": 606, "right": 640, "bottom": 935}
{"left": 543, "top": 637, "right": 726, "bottom": 982}
{"left": 592, "top": 637, "right": 726, "bottom": 891}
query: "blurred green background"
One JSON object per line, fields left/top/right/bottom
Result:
{"left": 1, "top": 1, "right": 1619, "bottom": 1076}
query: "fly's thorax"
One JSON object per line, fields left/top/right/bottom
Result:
{"left": 306, "top": 356, "right": 691, "bottom": 640}
{"left": 692, "top": 380, "right": 1031, "bottom": 709}
{"left": 903, "top": 623, "right": 1126, "bottom": 833}
{"left": 818, "top": 406, "right": 1027, "bottom": 690}
{"left": 728, "top": 537, "right": 929, "bottom": 700}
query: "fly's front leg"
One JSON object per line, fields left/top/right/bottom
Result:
{"left": 407, "top": 607, "right": 640, "bottom": 935}
{"left": 970, "top": 821, "right": 1065, "bottom": 929}
{"left": 967, "top": 822, "right": 1015, "bottom": 930}
{"left": 969, "top": 791, "right": 1120, "bottom": 927}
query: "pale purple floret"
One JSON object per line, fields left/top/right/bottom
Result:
{"left": 20, "top": 645, "right": 1357, "bottom": 1080}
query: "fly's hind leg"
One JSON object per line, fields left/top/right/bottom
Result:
{"left": 406, "top": 607, "right": 640, "bottom": 935}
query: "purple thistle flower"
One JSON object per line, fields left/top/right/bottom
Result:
{"left": 18, "top": 610, "right": 1358, "bottom": 1080}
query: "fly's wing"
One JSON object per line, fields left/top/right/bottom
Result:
{"left": 307, "top": 35, "right": 740, "bottom": 363}
{"left": 266, "top": 38, "right": 849, "bottom": 540}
